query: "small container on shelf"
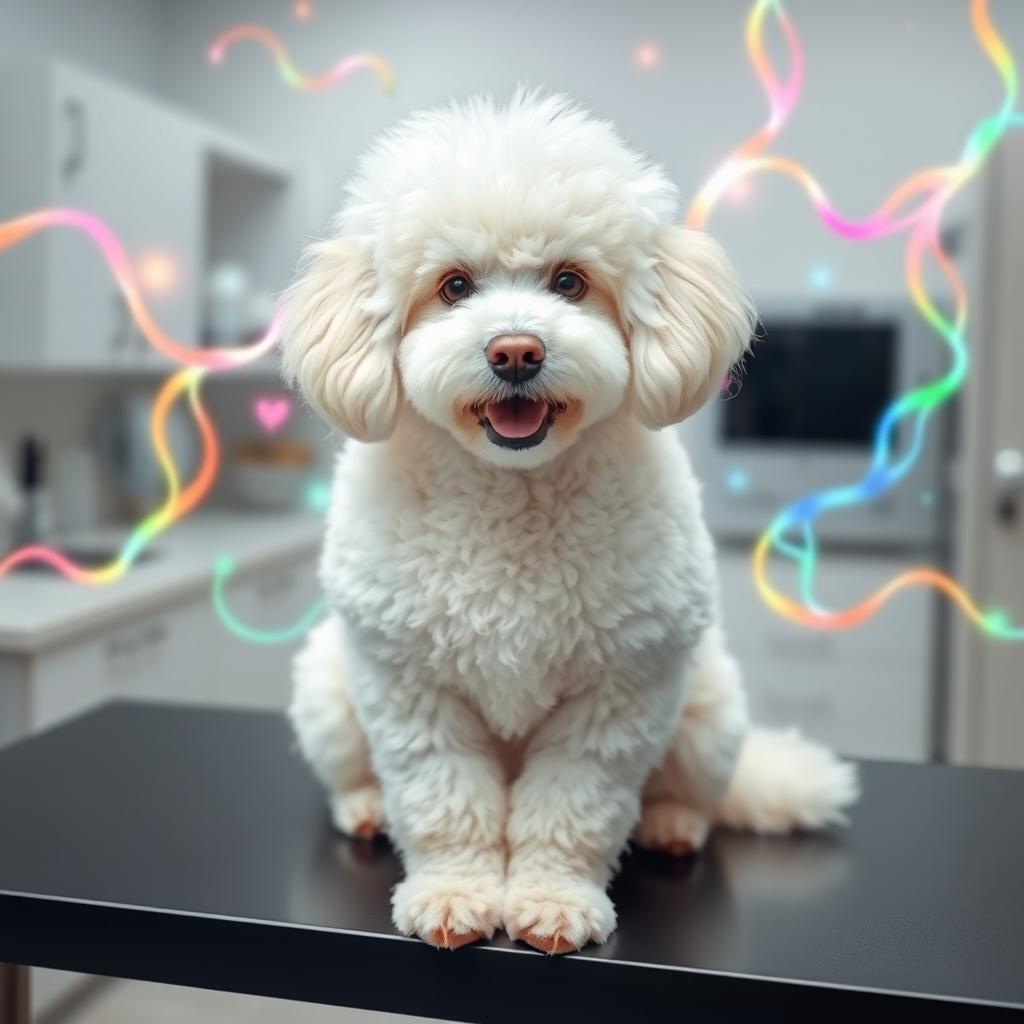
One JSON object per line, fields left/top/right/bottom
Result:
{"left": 231, "top": 438, "right": 314, "bottom": 512}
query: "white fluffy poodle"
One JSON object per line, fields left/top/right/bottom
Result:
{"left": 282, "top": 90, "right": 858, "bottom": 954}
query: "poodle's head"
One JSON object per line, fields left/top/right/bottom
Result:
{"left": 282, "top": 91, "right": 754, "bottom": 468}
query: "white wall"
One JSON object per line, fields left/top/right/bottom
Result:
{"left": 0, "top": 0, "right": 166, "bottom": 94}
{"left": 157, "top": 0, "right": 1024, "bottom": 301}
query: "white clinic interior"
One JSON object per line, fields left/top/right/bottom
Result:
{"left": 1, "top": 1, "right": 1023, "bottom": 1020}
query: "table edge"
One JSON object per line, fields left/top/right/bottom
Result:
{"left": 1, "top": 891, "right": 1019, "bottom": 1020}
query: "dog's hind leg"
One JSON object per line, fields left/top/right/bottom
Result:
{"left": 636, "top": 625, "right": 749, "bottom": 856}
{"left": 638, "top": 624, "right": 860, "bottom": 853}
{"left": 289, "top": 614, "right": 384, "bottom": 840}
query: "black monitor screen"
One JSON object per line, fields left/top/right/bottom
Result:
{"left": 722, "top": 320, "right": 896, "bottom": 447}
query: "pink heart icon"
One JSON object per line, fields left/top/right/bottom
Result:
{"left": 253, "top": 395, "right": 293, "bottom": 434}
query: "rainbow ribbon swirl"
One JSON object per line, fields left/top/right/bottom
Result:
{"left": 689, "top": 0, "right": 1024, "bottom": 641}
{"left": 3, "top": 3, "right": 1020, "bottom": 649}
{"left": 0, "top": 210, "right": 326, "bottom": 643}
{"left": 0, "top": 368, "right": 214, "bottom": 582}
{"left": 211, "top": 555, "right": 327, "bottom": 644}
{"left": 0, "top": 210, "right": 282, "bottom": 583}
{"left": 0, "top": 210, "right": 282, "bottom": 371}
{"left": 208, "top": 24, "right": 395, "bottom": 94}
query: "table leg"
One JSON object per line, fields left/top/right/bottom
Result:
{"left": 0, "top": 964, "right": 29, "bottom": 1024}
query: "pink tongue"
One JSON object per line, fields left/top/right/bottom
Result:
{"left": 485, "top": 397, "right": 549, "bottom": 438}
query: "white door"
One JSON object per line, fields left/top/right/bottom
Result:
{"left": 46, "top": 65, "right": 201, "bottom": 368}
{"left": 950, "top": 130, "right": 1024, "bottom": 767}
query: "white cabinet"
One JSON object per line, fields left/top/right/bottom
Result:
{"left": 716, "top": 547, "right": 936, "bottom": 761}
{"left": 0, "top": 62, "right": 202, "bottom": 368}
{"left": 0, "top": 60, "right": 295, "bottom": 372}
{"left": 1, "top": 553, "right": 320, "bottom": 739}
{"left": 31, "top": 599, "right": 214, "bottom": 728}
{"left": 49, "top": 65, "right": 202, "bottom": 368}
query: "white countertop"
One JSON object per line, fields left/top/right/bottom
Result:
{"left": 0, "top": 511, "right": 323, "bottom": 654}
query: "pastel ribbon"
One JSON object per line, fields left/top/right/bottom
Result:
{"left": 690, "top": 0, "right": 1024, "bottom": 641}
{"left": 208, "top": 23, "right": 395, "bottom": 94}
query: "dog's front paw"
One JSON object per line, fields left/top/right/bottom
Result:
{"left": 634, "top": 801, "right": 710, "bottom": 856}
{"left": 392, "top": 872, "right": 503, "bottom": 950}
{"left": 504, "top": 876, "right": 616, "bottom": 954}
{"left": 330, "top": 785, "right": 384, "bottom": 840}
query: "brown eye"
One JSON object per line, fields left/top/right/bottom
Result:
{"left": 440, "top": 273, "right": 473, "bottom": 304}
{"left": 552, "top": 270, "right": 587, "bottom": 300}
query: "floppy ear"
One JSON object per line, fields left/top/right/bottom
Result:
{"left": 280, "top": 236, "right": 401, "bottom": 441}
{"left": 628, "top": 225, "right": 755, "bottom": 429}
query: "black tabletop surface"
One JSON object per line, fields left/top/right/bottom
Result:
{"left": 0, "top": 702, "right": 1022, "bottom": 1021}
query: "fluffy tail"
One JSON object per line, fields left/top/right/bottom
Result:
{"left": 713, "top": 727, "right": 860, "bottom": 834}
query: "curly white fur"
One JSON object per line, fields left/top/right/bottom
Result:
{"left": 283, "top": 90, "right": 858, "bottom": 953}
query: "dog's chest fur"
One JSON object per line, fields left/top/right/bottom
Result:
{"left": 321, "top": 414, "right": 715, "bottom": 738}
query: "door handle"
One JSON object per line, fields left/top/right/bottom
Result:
{"left": 61, "top": 99, "right": 87, "bottom": 182}
{"left": 994, "top": 448, "right": 1024, "bottom": 525}
{"left": 111, "top": 291, "right": 131, "bottom": 351}
{"left": 255, "top": 571, "right": 297, "bottom": 598}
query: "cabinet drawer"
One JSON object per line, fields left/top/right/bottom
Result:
{"left": 31, "top": 603, "right": 197, "bottom": 730}
{"left": 214, "top": 560, "right": 322, "bottom": 710}
{"left": 29, "top": 556, "right": 322, "bottom": 732}
{"left": 31, "top": 630, "right": 117, "bottom": 732}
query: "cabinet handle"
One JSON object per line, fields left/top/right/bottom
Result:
{"left": 105, "top": 621, "right": 168, "bottom": 658}
{"left": 255, "top": 571, "right": 297, "bottom": 597}
{"left": 994, "top": 448, "right": 1024, "bottom": 526}
{"left": 61, "top": 99, "right": 87, "bottom": 182}
{"left": 111, "top": 291, "right": 131, "bottom": 351}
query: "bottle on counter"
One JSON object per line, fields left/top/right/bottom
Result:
{"left": 0, "top": 449, "right": 23, "bottom": 553}
{"left": 11, "top": 436, "right": 53, "bottom": 548}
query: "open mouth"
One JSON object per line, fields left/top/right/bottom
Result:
{"left": 479, "top": 396, "right": 557, "bottom": 450}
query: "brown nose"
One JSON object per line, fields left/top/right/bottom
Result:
{"left": 485, "top": 334, "right": 545, "bottom": 383}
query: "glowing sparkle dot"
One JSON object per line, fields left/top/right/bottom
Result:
{"left": 919, "top": 490, "right": 935, "bottom": 508}
{"left": 214, "top": 553, "right": 236, "bottom": 576}
{"left": 726, "top": 468, "right": 751, "bottom": 494}
{"left": 985, "top": 608, "right": 1010, "bottom": 632}
{"left": 808, "top": 263, "right": 834, "bottom": 291}
{"left": 293, "top": 0, "right": 313, "bottom": 19}
{"left": 305, "top": 478, "right": 332, "bottom": 513}
{"left": 136, "top": 248, "right": 180, "bottom": 296}
{"left": 633, "top": 42, "right": 660, "bottom": 70}
{"left": 723, "top": 176, "right": 754, "bottom": 204}
{"left": 207, "top": 45, "right": 224, "bottom": 65}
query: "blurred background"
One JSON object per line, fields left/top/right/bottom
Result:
{"left": 0, "top": 0, "right": 1022, "bottom": 1019}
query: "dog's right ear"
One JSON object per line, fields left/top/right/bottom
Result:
{"left": 280, "top": 237, "right": 401, "bottom": 442}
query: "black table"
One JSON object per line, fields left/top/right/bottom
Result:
{"left": 0, "top": 702, "right": 1022, "bottom": 1022}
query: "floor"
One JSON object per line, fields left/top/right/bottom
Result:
{"left": 44, "top": 977, "right": 446, "bottom": 1024}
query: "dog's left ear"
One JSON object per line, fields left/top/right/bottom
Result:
{"left": 627, "top": 226, "right": 755, "bottom": 429}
